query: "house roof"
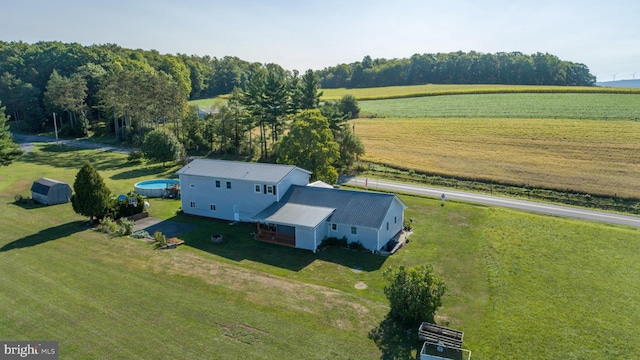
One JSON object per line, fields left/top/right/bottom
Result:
{"left": 30, "top": 178, "right": 69, "bottom": 195}
{"left": 255, "top": 185, "right": 405, "bottom": 229}
{"left": 175, "top": 159, "right": 311, "bottom": 183}
{"left": 253, "top": 203, "right": 335, "bottom": 228}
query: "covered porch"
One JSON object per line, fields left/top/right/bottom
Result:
{"left": 255, "top": 223, "right": 296, "bottom": 247}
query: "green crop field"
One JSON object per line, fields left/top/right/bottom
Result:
{"left": 320, "top": 84, "right": 640, "bottom": 101}
{"left": 2, "top": 146, "right": 640, "bottom": 359}
{"left": 359, "top": 93, "right": 640, "bottom": 119}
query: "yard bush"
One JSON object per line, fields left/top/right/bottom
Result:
{"left": 117, "top": 218, "right": 135, "bottom": 236}
{"left": 154, "top": 231, "right": 167, "bottom": 248}
{"left": 97, "top": 217, "right": 119, "bottom": 235}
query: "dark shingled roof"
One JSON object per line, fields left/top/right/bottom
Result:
{"left": 272, "top": 185, "right": 402, "bottom": 229}
{"left": 30, "top": 178, "right": 66, "bottom": 195}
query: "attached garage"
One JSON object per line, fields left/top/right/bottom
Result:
{"left": 31, "top": 178, "right": 72, "bottom": 205}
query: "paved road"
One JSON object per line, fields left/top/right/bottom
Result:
{"left": 342, "top": 177, "right": 640, "bottom": 228}
{"left": 12, "top": 133, "right": 133, "bottom": 154}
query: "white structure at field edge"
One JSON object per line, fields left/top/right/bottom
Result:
{"left": 177, "top": 159, "right": 406, "bottom": 252}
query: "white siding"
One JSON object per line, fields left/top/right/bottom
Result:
{"left": 376, "top": 197, "right": 406, "bottom": 250}
{"left": 179, "top": 167, "right": 309, "bottom": 222}
{"left": 328, "top": 222, "right": 379, "bottom": 251}
{"left": 295, "top": 227, "right": 316, "bottom": 251}
{"left": 276, "top": 170, "right": 310, "bottom": 201}
{"left": 179, "top": 174, "right": 278, "bottom": 221}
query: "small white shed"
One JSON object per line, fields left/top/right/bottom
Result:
{"left": 31, "top": 178, "right": 72, "bottom": 205}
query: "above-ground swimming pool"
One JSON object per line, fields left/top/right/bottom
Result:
{"left": 134, "top": 179, "right": 180, "bottom": 198}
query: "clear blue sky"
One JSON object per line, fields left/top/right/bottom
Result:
{"left": 2, "top": 0, "right": 638, "bottom": 81}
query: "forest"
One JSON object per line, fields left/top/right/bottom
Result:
{"left": 318, "top": 51, "right": 596, "bottom": 88}
{"left": 0, "top": 41, "right": 595, "bottom": 155}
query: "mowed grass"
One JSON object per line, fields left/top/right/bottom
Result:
{"left": 360, "top": 93, "right": 640, "bottom": 119}
{"left": 2, "top": 146, "right": 640, "bottom": 359}
{"left": 320, "top": 84, "right": 640, "bottom": 101}
{"left": 353, "top": 117, "right": 640, "bottom": 198}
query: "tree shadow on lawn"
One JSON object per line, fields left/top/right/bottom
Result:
{"left": 0, "top": 220, "right": 86, "bottom": 252}
{"left": 30, "top": 144, "right": 132, "bottom": 171}
{"left": 369, "top": 314, "right": 423, "bottom": 360}
{"left": 110, "top": 166, "right": 178, "bottom": 180}
{"left": 173, "top": 215, "right": 386, "bottom": 272}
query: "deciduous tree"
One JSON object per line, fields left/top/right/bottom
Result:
{"left": 383, "top": 264, "right": 447, "bottom": 325}
{"left": 141, "top": 128, "right": 184, "bottom": 166}
{"left": 275, "top": 110, "right": 339, "bottom": 184}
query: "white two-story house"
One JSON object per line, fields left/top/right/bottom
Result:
{"left": 176, "top": 158, "right": 407, "bottom": 253}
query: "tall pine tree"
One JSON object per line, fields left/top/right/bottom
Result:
{"left": 0, "top": 103, "right": 23, "bottom": 166}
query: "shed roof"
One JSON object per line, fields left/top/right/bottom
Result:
{"left": 257, "top": 185, "right": 405, "bottom": 229}
{"left": 176, "top": 159, "right": 311, "bottom": 183}
{"left": 30, "top": 178, "right": 69, "bottom": 195}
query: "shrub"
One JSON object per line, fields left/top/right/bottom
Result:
{"left": 154, "top": 231, "right": 167, "bottom": 247}
{"left": 348, "top": 241, "right": 365, "bottom": 251}
{"left": 131, "top": 230, "right": 151, "bottom": 239}
{"left": 118, "top": 218, "right": 135, "bottom": 236}
{"left": 127, "top": 149, "right": 144, "bottom": 163}
{"left": 320, "top": 237, "right": 348, "bottom": 248}
{"left": 111, "top": 193, "right": 145, "bottom": 219}
{"left": 97, "top": 217, "right": 119, "bottom": 234}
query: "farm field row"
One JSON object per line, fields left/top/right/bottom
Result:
{"left": 188, "top": 84, "right": 640, "bottom": 109}
{"left": 2, "top": 146, "right": 639, "bottom": 359}
{"left": 359, "top": 93, "right": 640, "bottom": 119}
{"left": 353, "top": 117, "right": 640, "bottom": 198}
{"left": 320, "top": 83, "right": 640, "bottom": 101}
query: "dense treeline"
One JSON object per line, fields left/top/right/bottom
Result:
{"left": 317, "top": 51, "right": 596, "bottom": 88}
{"left": 0, "top": 41, "right": 258, "bottom": 133}
{"left": 0, "top": 41, "right": 362, "bottom": 174}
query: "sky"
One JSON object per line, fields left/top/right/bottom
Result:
{"left": 1, "top": 0, "right": 638, "bottom": 82}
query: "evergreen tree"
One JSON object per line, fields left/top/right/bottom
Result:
{"left": 71, "top": 162, "right": 112, "bottom": 224}
{"left": 0, "top": 103, "right": 23, "bottom": 166}
{"left": 299, "top": 69, "right": 322, "bottom": 110}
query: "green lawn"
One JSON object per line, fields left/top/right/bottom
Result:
{"left": 2, "top": 146, "right": 639, "bottom": 359}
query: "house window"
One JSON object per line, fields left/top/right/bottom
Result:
{"left": 215, "top": 180, "right": 220, "bottom": 188}
{"left": 190, "top": 201, "right": 196, "bottom": 208}
{"left": 331, "top": 224, "right": 337, "bottom": 231}
{"left": 190, "top": 184, "right": 195, "bottom": 188}
{"left": 386, "top": 222, "right": 389, "bottom": 231}
{"left": 226, "top": 181, "right": 231, "bottom": 189}
{"left": 267, "top": 185, "right": 274, "bottom": 194}
{"left": 210, "top": 204, "right": 216, "bottom": 211}
{"left": 351, "top": 226, "right": 357, "bottom": 235}
{"left": 255, "top": 184, "right": 261, "bottom": 193}
{"left": 394, "top": 216, "right": 397, "bottom": 224}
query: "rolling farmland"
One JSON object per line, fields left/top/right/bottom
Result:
{"left": 349, "top": 89, "right": 640, "bottom": 199}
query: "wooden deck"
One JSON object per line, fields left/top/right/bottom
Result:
{"left": 255, "top": 224, "right": 296, "bottom": 247}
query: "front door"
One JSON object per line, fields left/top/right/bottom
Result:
{"left": 233, "top": 205, "right": 240, "bottom": 221}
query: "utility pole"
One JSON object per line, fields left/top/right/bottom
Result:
{"left": 53, "top": 112, "right": 59, "bottom": 144}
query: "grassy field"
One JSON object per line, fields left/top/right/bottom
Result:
{"left": 353, "top": 117, "right": 640, "bottom": 198}
{"left": 359, "top": 93, "right": 640, "bottom": 120}
{"left": 320, "top": 84, "right": 640, "bottom": 101}
{"left": 2, "top": 146, "right": 640, "bottom": 359}
{"left": 188, "top": 96, "right": 228, "bottom": 109}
